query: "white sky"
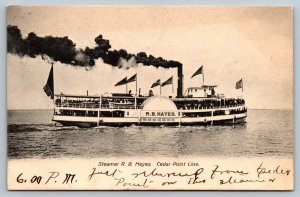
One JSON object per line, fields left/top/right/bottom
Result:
{"left": 7, "top": 6, "right": 293, "bottom": 109}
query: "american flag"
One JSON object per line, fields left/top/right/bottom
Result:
{"left": 236, "top": 78, "right": 243, "bottom": 91}
{"left": 43, "top": 65, "right": 54, "bottom": 99}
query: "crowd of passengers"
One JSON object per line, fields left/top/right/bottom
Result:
{"left": 213, "top": 107, "right": 247, "bottom": 116}
{"left": 56, "top": 107, "right": 247, "bottom": 118}
{"left": 182, "top": 107, "right": 247, "bottom": 117}
{"left": 56, "top": 110, "right": 126, "bottom": 117}
{"left": 56, "top": 98, "right": 136, "bottom": 104}
{"left": 55, "top": 97, "right": 146, "bottom": 109}
{"left": 175, "top": 98, "right": 245, "bottom": 110}
{"left": 56, "top": 99, "right": 100, "bottom": 105}
{"left": 55, "top": 97, "right": 245, "bottom": 110}
{"left": 57, "top": 110, "right": 98, "bottom": 117}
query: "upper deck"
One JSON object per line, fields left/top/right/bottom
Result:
{"left": 54, "top": 93, "right": 245, "bottom": 111}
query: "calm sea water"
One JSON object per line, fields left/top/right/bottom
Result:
{"left": 7, "top": 109, "right": 293, "bottom": 159}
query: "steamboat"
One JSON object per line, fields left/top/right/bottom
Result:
{"left": 45, "top": 64, "right": 247, "bottom": 127}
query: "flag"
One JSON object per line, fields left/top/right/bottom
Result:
{"left": 191, "top": 65, "right": 203, "bottom": 78}
{"left": 151, "top": 79, "right": 161, "bottom": 88}
{"left": 127, "top": 73, "right": 137, "bottom": 83}
{"left": 43, "top": 65, "right": 54, "bottom": 99}
{"left": 115, "top": 76, "right": 127, "bottom": 86}
{"left": 161, "top": 76, "right": 173, "bottom": 87}
{"left": 236, "top": 79, "right": 243, "bottom": 90}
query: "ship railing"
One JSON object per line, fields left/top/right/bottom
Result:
{"left": 55, "top": 103, "right": 142, "bottom": 109}
{"left": 55, "top": 103, "right": 100, "bottom": 109}
{"left": 101, "top": 104, "right": 137, "bottom": 109}
{"left": 55, "top": 102, "right": 245, "bottom": 110}
{"left": 179, "top": 104, "right": 245, "bottom": 110}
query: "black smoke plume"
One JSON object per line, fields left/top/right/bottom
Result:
{"left": 7, "top": 25, "right": 182, "bottom": 68}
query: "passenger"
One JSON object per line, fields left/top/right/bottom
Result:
{"left": 148, "top": 90, "right": 154, "bottom": 97}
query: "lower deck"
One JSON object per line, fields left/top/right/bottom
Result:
{"left": 53, "top": 109, "right": 247, "bottom": 127}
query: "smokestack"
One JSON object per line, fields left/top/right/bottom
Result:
{"left": 177, "top": 64, "right": 183, "bottom": 98}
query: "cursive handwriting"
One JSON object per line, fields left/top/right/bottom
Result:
{"left": 132, "top": 167, "right": 204, "bottom": 180}
{"left": 211, "top": 165, "right": 249, "bottom": 179}
{"left": 256, "top": 163, "right": 291, "bottom": 178}
{"left": 88, "top": 168, "right": 120, "bottom": 180}
{"left": 115, "top": 178, "right": 153, "bottom": 188}
{"left": 220, "top": 176, "right": 266, "bottom": 185}
{"left": 14, "top": 161, "right": 292, "bottom": 189}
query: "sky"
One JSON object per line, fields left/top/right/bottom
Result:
{"left": 7, "top": 6, "right": 293, "bottom": 109}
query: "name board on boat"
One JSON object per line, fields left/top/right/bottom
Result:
{"left": 143, "top": 111, "right": 178, "bottom": 117}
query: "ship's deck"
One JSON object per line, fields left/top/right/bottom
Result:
{"left": 54, "top": 95, "right": 245, "bottom": 110}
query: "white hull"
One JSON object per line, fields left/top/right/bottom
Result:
{"left": 53, "top": 111, "right": 247, "bottom": 127}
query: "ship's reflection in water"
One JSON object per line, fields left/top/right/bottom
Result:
{"left": 8, "top": 109, "right": 293, "bottom": 159}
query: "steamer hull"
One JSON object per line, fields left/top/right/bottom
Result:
{"left": 53, "top": 114, "right": 247, "bottom": 127}
{"left": 53, "top": 102, "right": 247, "bottom": 128}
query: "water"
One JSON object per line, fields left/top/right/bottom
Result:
{"left": 7, "top": 109, "right": 293, "bottom": 159}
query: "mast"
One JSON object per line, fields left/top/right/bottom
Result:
{"left": 136, "top": 77, "right": 137, "bottom": 95}
{"left": 172, "top": 82, "right": 174, "bottom": 93}
{"left": 160, "top": 84, "right": 161, "bottom": 95}
{"left": 135, "top": 95, "right": 137, "bottom": 109}
{"left": 52, "top": 62, "right": 55, "bottom": 109}
{"left": 52, "top": 62, "right": 54, "bottom": 97}
{"left": 202, "top": 66, "right": 205, "bottom": 85}
{"left": 97, "top": 95, "right": 101, "bottom": 126}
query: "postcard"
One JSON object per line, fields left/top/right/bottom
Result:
{"left": 7, "top": 6, "right": 293, "bottom": 190}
